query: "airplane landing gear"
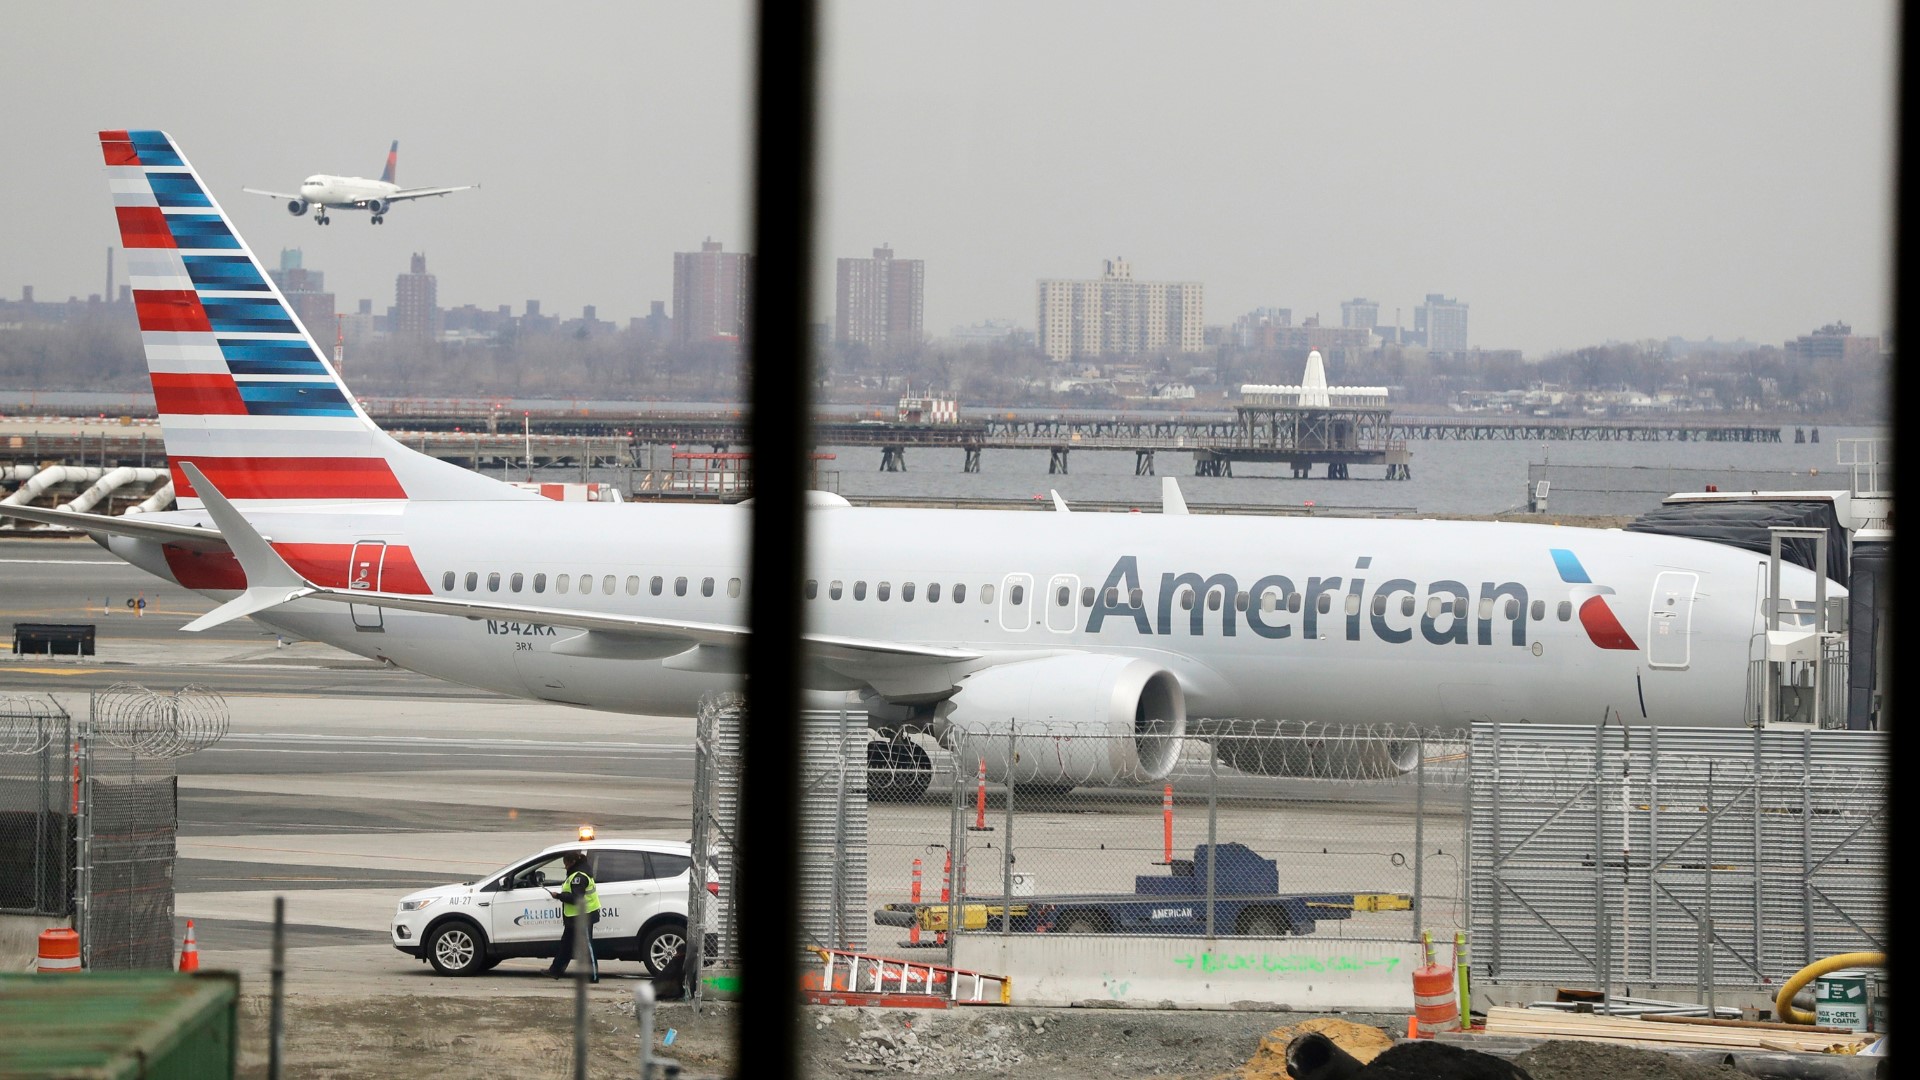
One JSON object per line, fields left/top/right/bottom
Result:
{"left": 370, "top": 214, "right": 385, "bottom": 225}
{"left": 867, "top": 736, "right": 932, "bottom": 802}
{"left": 314, "top": 212, "right": 331, "bottom": 226}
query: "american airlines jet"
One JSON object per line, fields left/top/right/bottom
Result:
{"left": 2, "top": 131, "right": 1838, "bottom": 799}
{"left": 242, "top": 140, "right": 473, "bottom": 225}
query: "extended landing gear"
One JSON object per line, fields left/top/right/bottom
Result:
{"left": 867, "top": 736, "right": 932, "bottom": 802}
{"left": 314, "top": 211, "right": 331, "bottom": 226}
{"left": 371, "top": 214, "right": 385, "bottom": 225}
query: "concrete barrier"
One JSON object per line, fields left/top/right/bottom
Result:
{"left": 954, "top": 935, "right": 1423, "bottom": 1010}
{"left": 1, "top": 915, "right": 73, "bottom": 974}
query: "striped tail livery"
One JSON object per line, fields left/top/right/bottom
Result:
{"left": 100, "top": 129, "right": 529, "bottom": 508}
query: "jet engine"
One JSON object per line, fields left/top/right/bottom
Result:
{"left": 1211, "top": 720, "right": 1423, "bottom": 780}
{"left": 286, "top": 200, "right": 308, "bottom": 217}
{"left": 937, "top": 655, "right": 1185, "bottom": 787}
{"left": 367, "top": 199, "right": 391, "bottom": 216}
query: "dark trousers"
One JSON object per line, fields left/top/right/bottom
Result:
{"left": 548, "top": 910, "right": 600, "bottom": 979}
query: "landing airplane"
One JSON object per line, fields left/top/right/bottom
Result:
{"left": 3, "top": 131, "right": 1840, "bottom": 800}
{"left": 242, "top": 140, "right": 473, "bottom": 225}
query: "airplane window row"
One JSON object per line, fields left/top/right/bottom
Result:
{"left": 436, "top": 570, "right": 1571, "bottom": 626}
{"left": 804, "top": 580, "right": 988, "bottom": 604}
{"left": 439, "top": 570, "right": 744, "bottom": 599}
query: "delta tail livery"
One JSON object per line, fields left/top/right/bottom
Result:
{"left": 0, "top": 131, "right": 1838, "bottom": 797}
{"left": 242, "top": 139, "right": 473, "bottom": 225}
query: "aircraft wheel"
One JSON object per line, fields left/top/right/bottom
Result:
{"left": 867, "top": 738, "right": 931, "bottom": 802}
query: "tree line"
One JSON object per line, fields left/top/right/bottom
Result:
{"left": 0, "top": 308, "right": 1890, "bottom": 423}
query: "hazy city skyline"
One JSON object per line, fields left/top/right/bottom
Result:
{"left": 1, "top": 3, "right": 1896, "bottom": 357}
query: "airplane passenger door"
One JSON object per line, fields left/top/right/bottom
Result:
{"left": 1000, "top": 573, "right": 1033, "bottom": 632}
{"left": 347, "top": 541, "right": 386, "bottom": 631}
{"left": 1647, "top": 571, "right": 1698, "bottom": 669}
{"left": 1045, "top": 574, "right": 1080, "bottom": 632}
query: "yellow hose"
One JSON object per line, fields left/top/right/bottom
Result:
{"left": 1773, "top": 951, "right": 1884, "bottom": 1024}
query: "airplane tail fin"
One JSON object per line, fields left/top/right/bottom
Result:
{"left": 379, "top": 140, "right": 398, "bottom": 185}
{"left": 98, "top": 129, "right": 534, "bottom": 508}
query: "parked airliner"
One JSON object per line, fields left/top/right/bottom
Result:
{"left": 2, "top": 131, "right": 1839, "bottom": 799}
{"left": 242, "top": 140, "right": 473, "bottom": 225}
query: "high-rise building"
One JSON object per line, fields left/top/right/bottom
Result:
{"left": 267, "top": 249, "right": 338, "bottom": 342}
{"left": 672, "top": 239, "right": 753, "bottom": 346}
{"left": 394, "top": 252, "right": 439, "bottom": 342}
{"left": 1414, "top": 293, "right": 1468, "bottom": 353}
{"left": 1340, "top": 298, "right": 1379, "bottom": 331}
{"left": 1784, "top": 322, "right": 1882, "bottom": 362}
{"left": 1036, "top": 257, "right": 1204, "bottom": 362}
{"left": 835, "top": 244, "right": 924, "bottom": 355}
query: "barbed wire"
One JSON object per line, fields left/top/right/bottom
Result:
{"left": 92, "top": 683, "right": 228, "bottom": 758}
{"left": 0, "top": 694, "right": 67, "bottom": 756}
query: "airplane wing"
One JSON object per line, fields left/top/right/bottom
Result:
{"left": 175, "top": 463, "right": 979, "bottom": 671}
{"left": 387, "top": 185, "right": 476, "bottom": 202}
{"left": 241, "top": 187, "right": 303, "bottom": 201}
{"left": 0, "top": 503, "right": 229, "bottom": 550}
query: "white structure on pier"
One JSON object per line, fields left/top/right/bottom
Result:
{"left": 1238, "top": 349, "right": 1389, "bottom": 408}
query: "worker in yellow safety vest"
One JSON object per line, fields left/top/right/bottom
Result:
{"left": 544, "top": 850, "right": 601, "bottom": 982}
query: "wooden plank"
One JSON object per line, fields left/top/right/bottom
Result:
{"left": 1483, "top": 1008, "right": 1863, "bottom": 1053}
{"left": 1638, "top": 1014, "right": 1857, "bottom": 1036}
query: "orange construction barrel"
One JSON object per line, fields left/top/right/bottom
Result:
{"left": 36, "top": 928, "right": 81, "bottom": 974}
{"left": 1411, "top": 963, "right": 1459, "bottom": 1036}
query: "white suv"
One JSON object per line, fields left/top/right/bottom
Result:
{"left": 392, "top": 837, "right": 693, "bottom": 977}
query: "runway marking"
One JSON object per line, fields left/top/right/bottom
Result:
{"left": 3, "top": 666, "right": 104, "bottom": 676}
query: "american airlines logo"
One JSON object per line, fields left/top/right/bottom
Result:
{"left": 1550, "top": 549, "right": 1638, "bottom": 651}
{"left": 1085, "top": 551, "right": 1638, "bottom": 652}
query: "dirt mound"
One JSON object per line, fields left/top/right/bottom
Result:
{"left": 1513, "top": 1039, "right": 1743, "bottom": 1080}
{"left": 1230, "top": 1017, "right": 1397, "bottom": 1079}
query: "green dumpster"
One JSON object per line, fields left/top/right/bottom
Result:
{"left": 0, "top": 971, "right": 238, "bottom": 1079}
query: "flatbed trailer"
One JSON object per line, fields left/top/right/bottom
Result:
{"left": 875, "top": 842, "right": 1411, "bottom": 937}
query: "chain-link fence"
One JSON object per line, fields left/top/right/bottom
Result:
{"left": 78, "top": 684, "right": 227, "bottom": 970}
{"left": 690, "top": 692, "right": 868, "bottom": 989}
{"left": 860, "top": 719, "right": 1468, "bottom": 961}
{"left": 1, "top": 695, "right": 73, "bottom": 917}
{"left": 1469, "top": 722, "right": 1887, "bottom": 999}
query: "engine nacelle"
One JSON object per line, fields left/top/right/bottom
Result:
{"left": 286, "top": 200, "right": 309, "bottom": 217}
{"left": 938, "top": 655, "right": 1185, "bottom": 787}
{"left": 1212, "top": 720, "right": 1423, "bottom": 780}
{"left": 367, "top": 198, "right": 391, "bottom": 215}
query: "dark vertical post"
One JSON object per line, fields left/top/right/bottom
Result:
{"left": 741, "top": 0, "right": 816, "bottom": 1073}
{"left": 269, "top": 896, "right": 285, "bottom": 1080}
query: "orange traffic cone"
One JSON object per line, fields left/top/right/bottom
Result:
{"left": 178, "top": 919, "right": 199, "bottom": 972}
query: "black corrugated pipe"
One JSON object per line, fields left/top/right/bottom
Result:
{"left": 742, "top": 0, "right": 816, "bottom": 1074}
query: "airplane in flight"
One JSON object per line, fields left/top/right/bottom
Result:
{"left": 242, "top": 140, "right": 473, "bottom": 225}
{"left": 3, "top": 130, "right": 1841, "bottom": 801}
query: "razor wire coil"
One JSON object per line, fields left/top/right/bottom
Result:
{"left": 93, "top": 683, "right": 228, "bottom": 757}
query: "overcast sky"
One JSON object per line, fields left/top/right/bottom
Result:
{"left": 0, "top": 2, "right": 1897, "bottom": 356}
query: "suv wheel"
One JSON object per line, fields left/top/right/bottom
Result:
{"left": 426, "top": 921, "right": 487, "bottom": 976}
{"left": 641, "top": 920, "right": 688, "bottom": 977}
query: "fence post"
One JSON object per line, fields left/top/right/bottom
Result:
{"left": 1486, "top": 723, "right": 1502, "bottom": 979}
{"left": 1413, "top": 733, "right": 1426, "bottom": 938}
{"left": 1594, "top": 722, "right": 1610, "bottom": 1012}
{"left": 1703, "top": 759, "right": 1716, "bottom": 1006}
{"left": 946, "top": 733, "right": 963, "bottom": 969}
{"left": 1204, "top": 734, "right": 1218, "bottom": 938}
{"left": 1002, "top": 724, "right": 1014, "bottom": 935}
{"left": 829, "top": 702, "right": 850, "bottom": 949}
{"left": 686, "top": 707, "right": 709, "bottom": 1004}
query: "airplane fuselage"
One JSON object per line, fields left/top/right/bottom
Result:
{"left": 298, "top": 174, "right": 398, "bottom": 210}
{"left": 107, "top": 501, "right": 1790, "bottom": 728}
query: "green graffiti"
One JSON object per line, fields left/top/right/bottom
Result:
{"left": 1172, "top": 952, "right": 1404, "bottom": 976}
{"left": 701, "top": 974, "right": 743, "bottom": 992}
